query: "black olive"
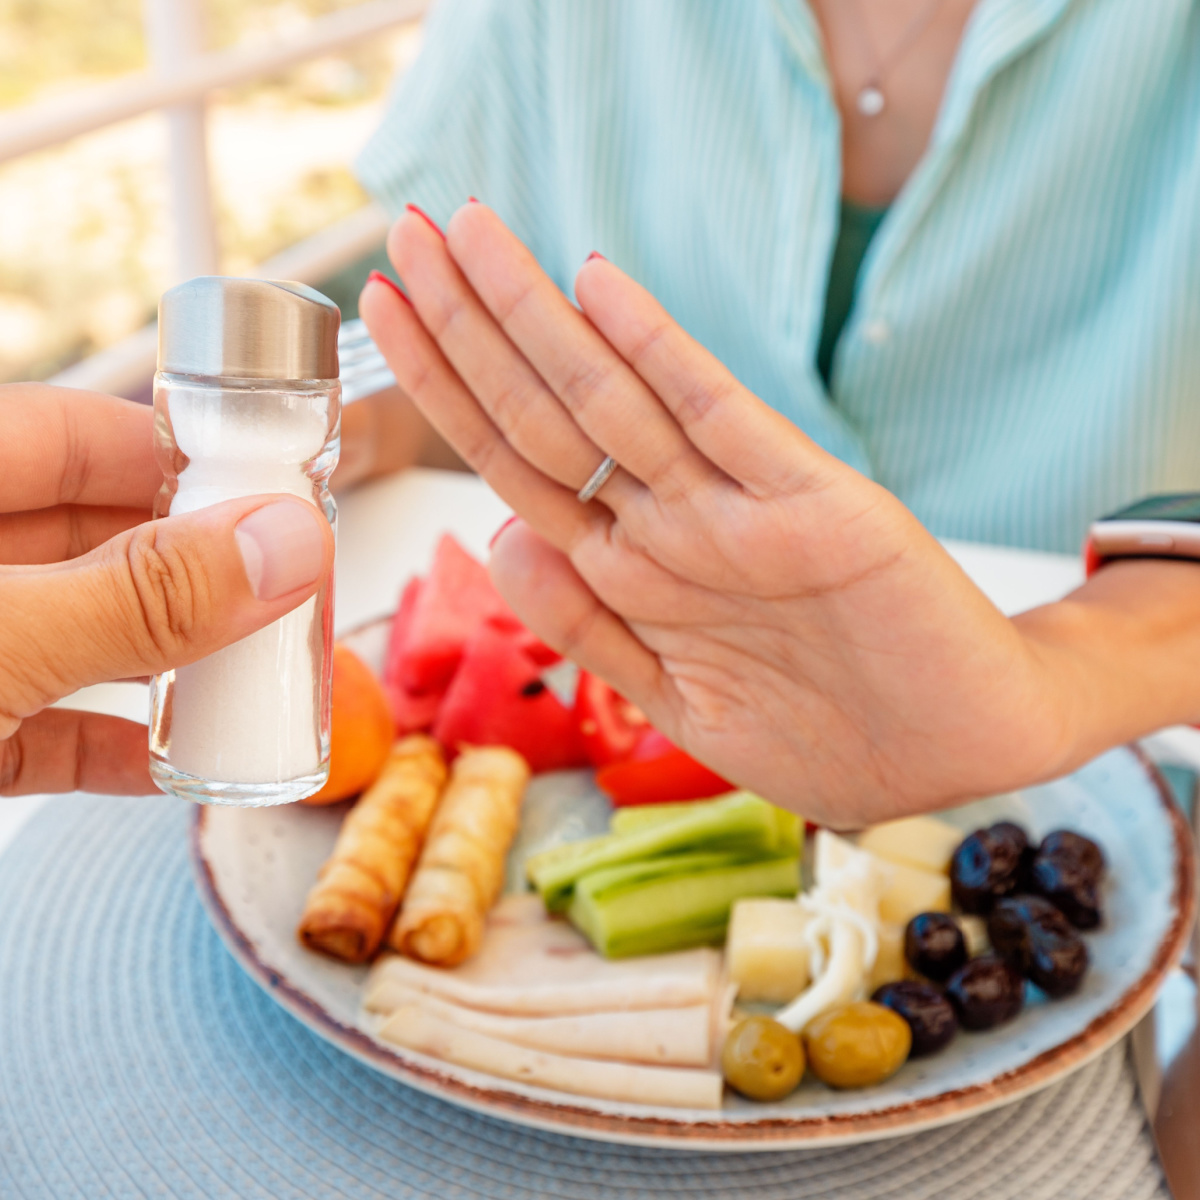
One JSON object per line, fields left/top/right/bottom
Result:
{"left": 1027, "top": 927, "right": 1089, "bottom": 998}
{"left": 987, "top": 895, "right": 1089, "bottom": 997}
{"left": 945, "top": 956, "right": 1025, "bottom": 1030}
{"left": 988, "top": 895, "right": 1068, "bottom": 965}
{"left": 990, "top": 821, "right": 1028, "bottom": 846}
{"left": 1030, "top": 853, "right": 1102, "bottom": 929}
{"left": 872, "top": 980, "right": 957, "bottom": 1057}
{"left": 904, "top": 912, "right": 967, "bottom": 983}
{"left": 1038, "top": 830, "right": 1105, "bottom": 883}
{"left": 950, "top": 824, "right": 1027, "bottom": 914}
{"left": 991, "top": 821, "right": 1035, "bottom": 889}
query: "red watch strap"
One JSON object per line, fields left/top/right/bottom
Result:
{"left": 1082, "top": 534, "right": 1105, "bottom": 578}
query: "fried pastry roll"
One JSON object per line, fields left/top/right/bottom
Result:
{"left": 297, "top": 734, "right": 447, "bottom": 963}
{"left": 389, "top": 745, "right": 529, "bottom": 966}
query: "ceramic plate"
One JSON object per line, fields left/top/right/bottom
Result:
{"left": 191, "top": 625, "right": 1194, "bottom": 1149}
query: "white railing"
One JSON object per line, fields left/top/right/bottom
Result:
{"left": 0, "top": 0, "right": 427, "bottom": 395}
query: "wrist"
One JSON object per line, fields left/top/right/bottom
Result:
{"left": 1010, "top": 599, "right": 1115, "bottom": 777}
{"left": 1013, "top": 558, "right": 1200, "bottom": 766}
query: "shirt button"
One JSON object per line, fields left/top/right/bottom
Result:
{"left": 863, "top": 319, "right": 891, "bottom": 345}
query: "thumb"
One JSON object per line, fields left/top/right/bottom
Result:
{"left": 0, "top": 495, "right": 334, "bottom": 732}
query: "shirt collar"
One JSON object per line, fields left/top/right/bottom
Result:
{"left": 768, "top": 0, "right": 1078, "bottom": 148}
{"left": 767, "top": 0, "right": 830, "bottom": 88}
{"left": 935, "top": 0, "right": 1078, "bottom": 147}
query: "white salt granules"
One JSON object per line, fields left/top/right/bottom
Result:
{"left": 165, "top": 390, "right": 329, "bottom": 785}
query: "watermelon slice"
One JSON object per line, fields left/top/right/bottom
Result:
{"left": 398, "top": 535, "right": 503, "bottom": 692}
{"left": 432, "top": 622, "right": 586, "bottom": 773}
{"left": 497, "top": 619, "right": 563, "bottom": 669}
{"left": 382, "top": 577, "right": 446, "bottom": 733}
{"left": 387, "top": 681, "right": 444, "bottom": 735}
{"left": 383, "top": 576, "right": 421, "bottom": 689}
{"left": 398, "top": 534, "right": 559, "bottom": 691}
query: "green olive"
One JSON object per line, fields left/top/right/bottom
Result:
{"left": 721, "top": 1016, "right": 805, "bottom": 1101}
{"left": 803, "top": 1001, "right": 912, "bottom": 1089}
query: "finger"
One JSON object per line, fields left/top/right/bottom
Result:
{"left": 574, "top": 259, "right": 840, "bottom": 497}
{"left": 0, "top": 709, "right": 153, "bottom": 795}
{"left": 489, "top": 519, "right": 674, "bottom": 725}
{"left": 0, "top": 384, "right": 159, "bottom": 513}
{"left": 442, "top": 203, "right": 717, "bottom": 501}
{"left": 360, "top": 273, "right": 605, "bottom": 551}
{"left": 0, "top": 505, "right": 148, "bottom": 564}
{"left": 388, "top": 209, "right": 630, "bottom": 499}
{"left": 0, "top": 495, "right": 334, "bottom": 731}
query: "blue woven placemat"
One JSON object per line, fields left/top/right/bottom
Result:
{"left": 0, "top": 796, "right": 1171, "bottom": 1200}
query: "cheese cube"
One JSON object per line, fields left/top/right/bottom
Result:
{"left": 813, "top": 828, "right": 873, "bottom": 886}
{"left": 857, "top": 815, "right": 964, "bottom": 876}
{"left": 959, "top": 914, "right": 990, "bottom": 958}
{"left": 867, "top": 922, "right": 909, "bottom": 991}
{"left": 726, "top": 898, "right": 812, "bottom": 1004}
{"left": 877, "top": 860, "right": 952, "bottom": 926}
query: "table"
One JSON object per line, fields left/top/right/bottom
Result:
{"left": 0, "top": 468, "right": 1183, "bottom": 1199}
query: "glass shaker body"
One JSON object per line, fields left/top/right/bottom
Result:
{"left": 149, "top": 372, "right": 340, "bottom": 806}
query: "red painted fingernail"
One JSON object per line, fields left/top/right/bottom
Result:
{"left": 366, "top": 270, "right": 412, "bottom": 307}
{"left": 406, "top": 203, "right": 446, "bottom": 240}
{"left": 489, "top": 515, "right": 519, "bottom": 549}
{"left": 467, "top": 196, "right": 480, "bottom": 204}
{"left": 586, "top": 251, "right": 606, "bottom": 262}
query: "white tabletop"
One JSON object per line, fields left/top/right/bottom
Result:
{"left": 1, "top": 467, "right": 1195, "bottom": 858}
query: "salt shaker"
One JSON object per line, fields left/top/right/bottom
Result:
{"left": 149, "top": 277, "right": 341, "bottom": 806}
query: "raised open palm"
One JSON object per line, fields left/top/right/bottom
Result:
{"left": 361, "top": 203, "right": 1087, "bottom": 827}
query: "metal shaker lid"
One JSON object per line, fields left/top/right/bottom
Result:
{"left": 158, "top": 277, "right": 340, "bottom": 381}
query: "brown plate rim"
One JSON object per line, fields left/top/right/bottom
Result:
{"left": 189, "top": 744, "right": 1196, "bottom": 1150}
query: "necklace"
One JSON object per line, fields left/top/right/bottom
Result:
{"left": 844, "top": 0, "right": 950, "bottom": 117}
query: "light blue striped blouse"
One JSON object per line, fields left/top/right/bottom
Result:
{"left": 357, "top": 0, "right": 1200, "bottom": 553}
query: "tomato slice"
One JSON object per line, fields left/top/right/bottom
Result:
{"left": 573, "top": 673, "right": 651, "bottom": 767}
{"left": 595, "top": 731, "right": 732, "bottom": 806}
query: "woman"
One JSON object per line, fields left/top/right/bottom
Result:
{"left": 354, "top": 0, "right": 1200, "bottom": 551}
{"left": 352, "top": 0, "right": 1200, "bottom": 826}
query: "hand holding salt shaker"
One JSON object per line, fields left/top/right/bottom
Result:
{"left": 150, "top": 277, "right": 341, "bottom": 806}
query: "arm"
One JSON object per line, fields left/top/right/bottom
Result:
{"left": 361, "top": 202, "right": 1199, "bottom": 828}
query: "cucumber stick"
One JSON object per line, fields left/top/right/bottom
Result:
{"left": 609, "top": 802, "right": 715, "bottom": 836}
{"left": 527, "top": 791, "right": 794, "bottom": 912}
{"left": 568, "top": 854, "right": 801, "bottom": 958}
{"left": 609, "top": 796, "right": 801, "bottom": 854}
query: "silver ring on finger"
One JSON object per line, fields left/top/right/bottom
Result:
{"left": 577, "top": 455, "right": 618, "bottom": 504}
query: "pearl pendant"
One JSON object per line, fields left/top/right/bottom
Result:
{"left": 857, "top": 85, "right": 885, "bottom": 117}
